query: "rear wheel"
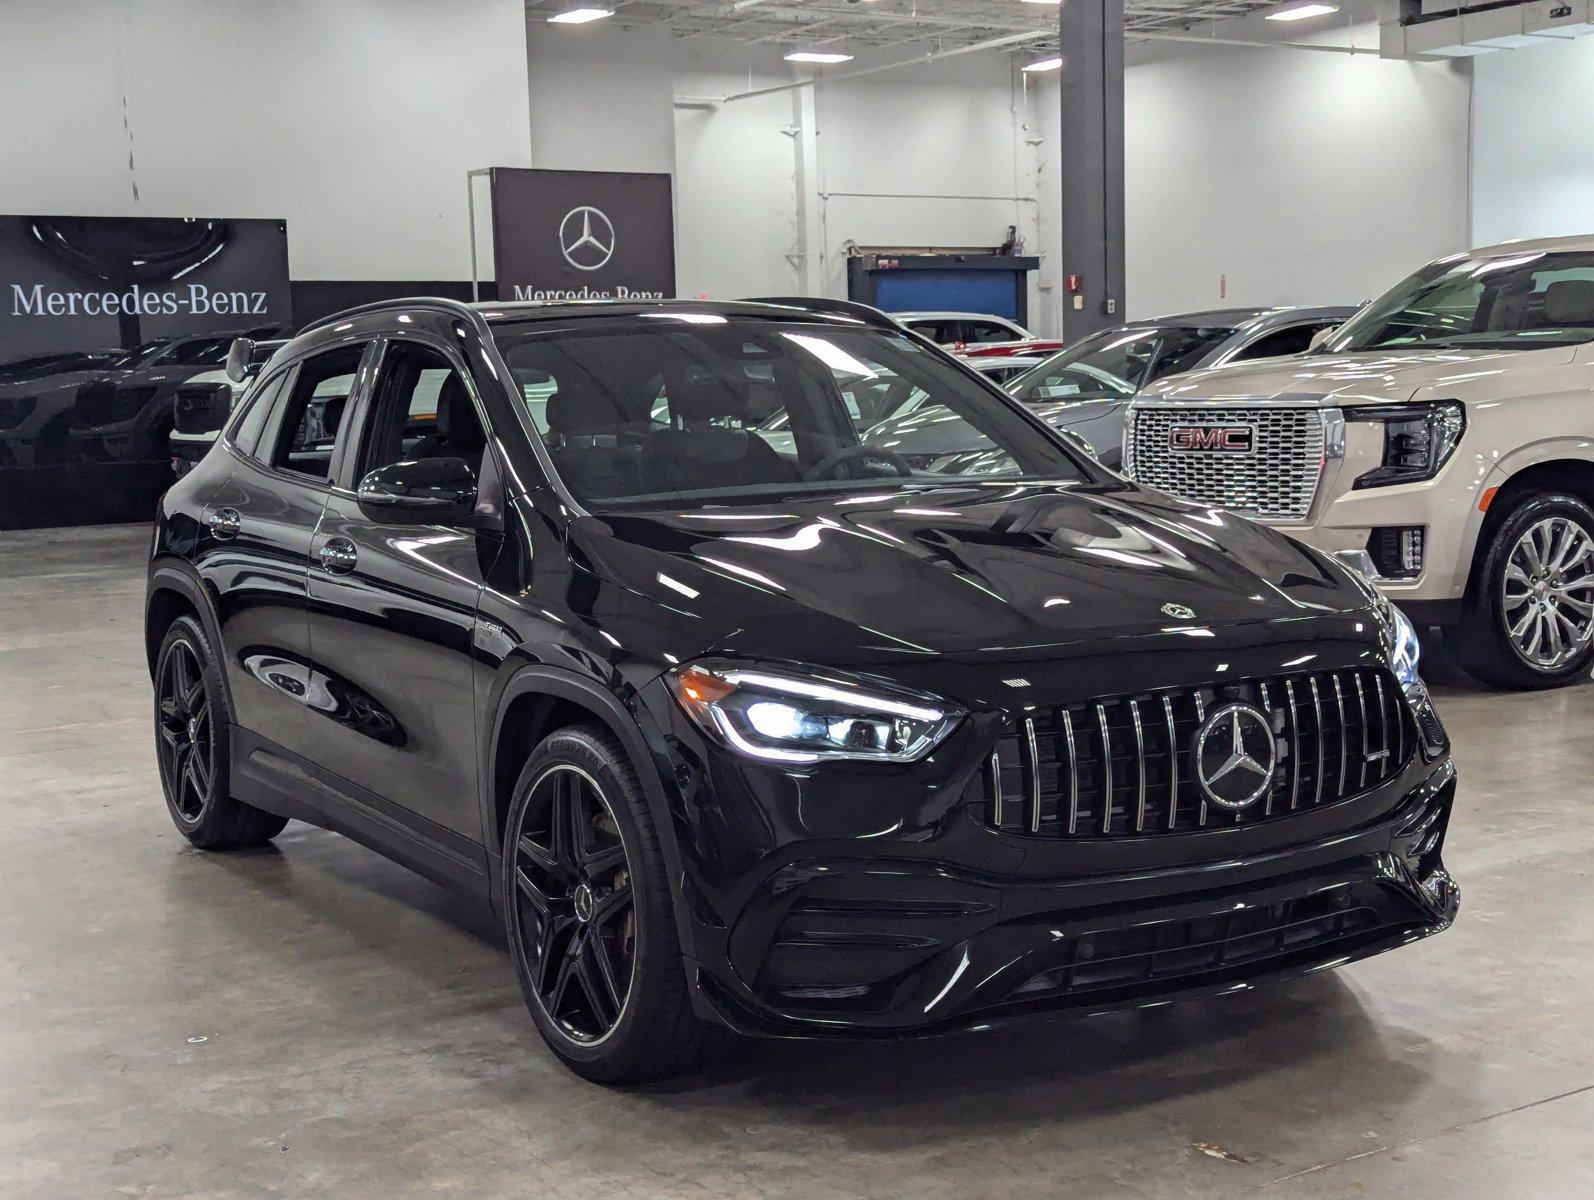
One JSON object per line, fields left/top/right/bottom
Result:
{"left": 154, "top": 616, "right": 288, "bottom": 848}
{"left": 502, "top": 724, "right": 710, "bottom": 1084}
{"left": 1451, "top": 492, "right": 1594, "bottom": 689}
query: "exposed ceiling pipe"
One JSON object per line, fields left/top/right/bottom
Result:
{"left": 1126, "top": 30, "right": 1378, "bottom": 54}
{"left": 722, "top": 30, "right": 1047, "bottom": 102}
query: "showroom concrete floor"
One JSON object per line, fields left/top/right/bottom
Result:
{"left": 3, "top": 525, "right": 1593, "bottom": 1199}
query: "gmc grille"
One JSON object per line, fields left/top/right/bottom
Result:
{"left": 1125, "top": 405, "right": 1327, "bottom": 521}
{"left": 967, "top": 667, "right": 1413, "bottom": 839}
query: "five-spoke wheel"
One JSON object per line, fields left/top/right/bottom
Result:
{"left": 156, "top": 635, "right": 215, "bottom": 824}
{"left": 508, "top": 764, "right": 637, "bottom": 1044}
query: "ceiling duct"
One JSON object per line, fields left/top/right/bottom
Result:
{"left": 1380, "top": 0, "right": 1594, "bottom": 58}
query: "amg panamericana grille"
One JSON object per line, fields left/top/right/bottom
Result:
{"left": 1125, "top": 405, "right": 1327, "bottom": 521}
{"left": 968, "top": 667, "right": 1413, "bottom": 839}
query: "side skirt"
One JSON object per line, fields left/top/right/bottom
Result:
{"left": 230, "top": 726, "right": 490, "bottom": 899}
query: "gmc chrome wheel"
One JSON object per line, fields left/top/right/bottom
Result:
{"left": 507, "top": 764, "right": 636, "bottom": 1045}
{"left": 155, "top": 637, "right": 215, "bottom": 823}
{"left": 1502, "top": 515, "right": 1594, "bottom": 670}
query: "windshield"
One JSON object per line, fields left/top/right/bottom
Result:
{"left": 1328, "top": 250, "right": 1594, "bottom": 352}
{"left": 491, "top": 316, "right": 1087, "bottom": 509}
{"left": 1005, "top": 324, "right": 1234, "bottom": 404}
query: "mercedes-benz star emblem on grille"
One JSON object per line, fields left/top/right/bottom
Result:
{"left": 1194, "top": 702, "right": 1276, "bottom": 811}
{"left": 1161, "top": 603, "right": 1196, "bottom": 620}
{"left": 1169, "top": 425, "right": 1254, "bottom": 452}
{"left": 558, "top": 206, "right": 615, "bottom": 271}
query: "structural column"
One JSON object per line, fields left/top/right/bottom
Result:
{"left": 1058, "top": 0, "right": 1126, "bottom": 341}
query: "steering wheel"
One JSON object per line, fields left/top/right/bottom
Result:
{"left": 805, "top": 443, "right": 914, "bottom": 480}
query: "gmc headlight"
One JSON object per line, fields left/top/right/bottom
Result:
{"left": 1352, "top": 401, "right": 1464, "bottom": 489}
{"left": 669, "top": 660, "right": 963, "bottom": 764}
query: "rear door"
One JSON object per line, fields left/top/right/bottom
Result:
{"left": 200, "top": 342, "right": 369, "bottom": 753}
{"left": 305, "top": 330, "right": 498, "bottom": 846}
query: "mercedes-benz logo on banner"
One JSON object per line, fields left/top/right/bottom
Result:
{"left": 1194, "top": 702, "right": 1276, "bottom": 810}
{"left": 559, "top": 206, "right": 615, "bottom": 271}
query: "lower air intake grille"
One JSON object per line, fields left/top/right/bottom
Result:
{"left": 967, "top": 667, "right": 1413, "bottom": 839}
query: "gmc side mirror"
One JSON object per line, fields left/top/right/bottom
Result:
{"left": 357, "top": 457, "right": 478, "bottom": 524}
{"left": 224, "top": 337, "right": 255, "bottom": 384}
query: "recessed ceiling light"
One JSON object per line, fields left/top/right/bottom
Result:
{"left": 784, "top": 50, "right": 854, "bottom": 63}
{"left": 1266, "top": 3, "right": 1339, "bottom": 20}
{"left": 1021, "top": 56, "right": 1063, "bottom": 72}
{"left": 547, "top": 7, "right": 611, "bottom": 24}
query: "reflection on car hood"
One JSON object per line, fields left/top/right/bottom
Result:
{"left": 1141, "top": 345, "right": 1579, "bottom": 407}
{"left": 571, "top": 481, "right": 1370, "bottom": 670}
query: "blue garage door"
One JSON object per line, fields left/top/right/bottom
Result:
{"left": 875, "top": 270, "right": 1020, "bottom": 319}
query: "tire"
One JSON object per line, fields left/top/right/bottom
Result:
{"left": 502, "top": 724, "right": 711, "bottom": 1084}
{"left": 154, "top": 615, "right": 288, "bottom": 849}
{"left": 1450, "top": 491, "right": 1594, "bottom": 689}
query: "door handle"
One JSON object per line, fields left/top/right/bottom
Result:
{"left": 318, "top": 537, "right": 358, "bottom": 575}
{"left": 207, "top": 507, "right": 241, "bottom": 540}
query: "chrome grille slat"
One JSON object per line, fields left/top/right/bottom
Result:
{"left": 1062, "top": 709, "right": 1079, "bottom": 834}
{"left": 1024, "top": 717, "right": 1042, "bottom": 835}
{"left": 1162, "top": 696, "right": 1178, "bottom": 831}
{"left": 971, "top": 667, "right": 1412, "bottom": 841}
{"left": 1096, "top": 704, "right": 1113, "bottom": 835}
{"left": 1126, "top": 405, "right": 1327, "bottom": 521}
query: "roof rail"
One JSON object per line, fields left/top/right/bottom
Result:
{"left": 742, "top": 296, "right": 904, "bottom": 331}
{"left": 295, "top": 295, "right": 478, "bottom": 337}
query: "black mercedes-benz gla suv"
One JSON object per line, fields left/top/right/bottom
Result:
{"left": 145, "top": 298, "right": 1459, "bottom": 1082}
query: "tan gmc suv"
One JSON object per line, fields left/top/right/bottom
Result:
{"left": 1125, "top": 235, "right": 1594, "bottom": 689}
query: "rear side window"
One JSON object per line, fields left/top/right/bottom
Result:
{"left": 1230, "top": 323, "right": 1327, "bottom": 363}
{"left": 229, "top": 371, "right": 290, "bottom": 459}
{"left": 268, "top": 345, "right": 366, "bottom": 481}
{"left": 962, "top": 321, "right": 1015, "bottom": 344}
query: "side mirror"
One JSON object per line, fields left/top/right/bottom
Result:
{"left": 1308, "top": 325, "right": 1340, "bottom": 353}
{"left": 224, "top": 337, "right": 255, "bottom": 384}
{"left": 357, "top": 457, "right": 478, "bottom": 524}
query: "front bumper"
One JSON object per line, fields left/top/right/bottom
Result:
{"left": 642, "top": 672, "right": 1459, "bottom": 1039}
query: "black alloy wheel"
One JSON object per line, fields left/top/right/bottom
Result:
{"left": 153, "top": 616, "right": 287, "bottom": 849}
{"left": 509, "top": 763, "right": 637, "bottom": 1044}
{"left": 502, "top": 725, "right": 711, "bottom": 1083}
{"left": 156, "top": 635, "right": 216, "bottom": 824}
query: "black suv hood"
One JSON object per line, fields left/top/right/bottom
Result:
{"left": 570, "top": 481, "right": 1372, "bottom": 674}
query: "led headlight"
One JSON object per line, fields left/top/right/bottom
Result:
{"left": 1389, "top": 602, "right": 1421, "bottom": 689}
{"left": 669, "top": 660, "right": 963, "bottom": 764}
{"left": 1352, "top": 401, "right": 1465, "bottom": 490}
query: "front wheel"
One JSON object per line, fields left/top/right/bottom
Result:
{"left": 1451, "top": 492, "right": 1594, "bottom": 689}
{"left": 502, "top": 725, "right": 711, "bottom": 1084}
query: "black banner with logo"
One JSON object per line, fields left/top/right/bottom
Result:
{"left": 489, "top": 168, "right": 675, "bottom": 304}
{"left": 0, "top": 215, "right": 291, "bottom": 529}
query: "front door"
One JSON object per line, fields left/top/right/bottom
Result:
{"left": 306, "top": 334, "right": 498, "bottom": 845}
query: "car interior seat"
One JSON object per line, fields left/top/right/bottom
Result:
{"left": 643, "top": 366, "right": 798, "bottom": 494}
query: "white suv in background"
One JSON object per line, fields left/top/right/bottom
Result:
{"left": 894, "top": 311, "right": 1033, "bottom": 346}
{"left": 1125, "top": 235, "right": 1594, "bottom": 689}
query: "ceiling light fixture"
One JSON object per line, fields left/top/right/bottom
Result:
{"left": 1266, "top": 3, "right": 1339, "bottom": 20}
{"left": 784, "top": 50, "right": 854, "bottom": 63}
{"left": 1021, "top": 56, "right": 1063, "bottom": 72}
{"left": 1019, "top": 0, "right": 1061, "bottom": 5}
{"left": 547, "top": 7, "right": 612, "bottom": 24}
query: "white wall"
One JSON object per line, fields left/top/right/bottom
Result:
{"left": 1121, "top": 33, "right": 1472, "bottom": 317}
{"left": 1472, "top": 35, "right": 1594, "bottom": 247}
{"left": 0, "top": 0, "right": 533, "bottom": 281}
{"left": 527, "top": 24, "right": 677, "bottom": 177}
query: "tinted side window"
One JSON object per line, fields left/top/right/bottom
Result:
{"left": 360, "top": 342, "right": 486, "bottom": 476}
{"left": 268, "top": 345, "right": 366, "bottom": 481}
{"left": 963, "top": 321, "right": 1014, "bottom": 344}
{"left": 1231, "top": 323, "right": 1324, "bottom": 362}
{"left": 229, "top": 371, "right": 290, "bottom": 458}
